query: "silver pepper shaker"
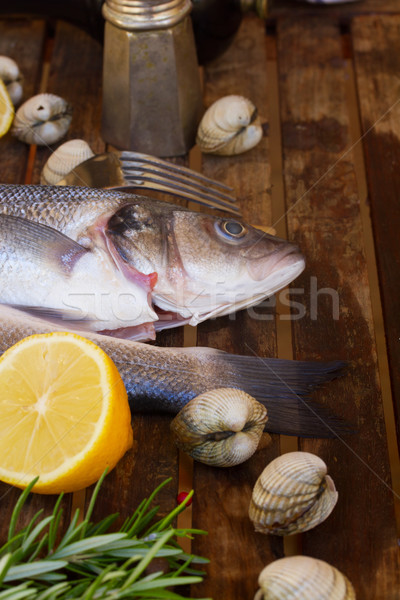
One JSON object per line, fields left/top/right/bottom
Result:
{"left": 101, "top": 0, "right": 203, "bottom": 157}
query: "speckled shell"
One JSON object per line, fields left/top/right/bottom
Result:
{"left": 254, "top": 556, "right": 356, "bottom": 600}
{"left": 196, "top": 95, "right": 263, "bottom": 156}
{"left": 40, "top": 139, "right": 95, "bottom": 185}
{"left": 170, "top": 388, "right": 268, "bottom": 467}
{"left": 12, "top": 93, "right": 72, "bottom": 145}
{"left": 0, "top": 56, "right": 23, "bottom": 105}
{"left": 249, "top": 451, "right": 338, "bottom": 535}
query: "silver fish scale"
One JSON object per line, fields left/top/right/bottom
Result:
{"left": 0, "top": 184, "right": 140, "bottom": 237}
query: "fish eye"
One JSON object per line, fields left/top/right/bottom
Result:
{"left": 217, "top": 220, "right": 248, "bottom": 240}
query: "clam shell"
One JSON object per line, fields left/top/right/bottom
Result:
{"left": 0, "top": 56, "right": 23, "bottom": 105}
{"left": 170, "top": 388, "right": 268, "bottom": 467}
{"left": 249, "top": 451, "right": 338, "bottom": 535}
{"left": 40, "top": 139, "right": 95, "bottom": 185}
{"left": 254, "top": 556, "right": 356, "bottom": 600}
{"left": 196, "top": 95, "right": 263, "bottom": 156}
{"left": 12, "top": 93, "right": 72, "bottom": 145}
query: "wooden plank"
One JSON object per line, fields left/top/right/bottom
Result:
{"left": 277, "top": 16, "right": 400, "bottom": 598}
{"left": 191, "top": 16, "right": 283, "bottom": 600}
{"left": 32, "top": 20, "right": 105, "bottom": 184}
{"left": 270, "top": 0, "right": 400, "bottom": 18}
{"left": 352, "top": 14, "right": 400, "bottom": 446}
{"left": 0, "top": 19, "right": 45, "bottom": 183}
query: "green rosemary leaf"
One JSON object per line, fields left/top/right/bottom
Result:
{"left": 21, "top": 516, "right": 54, "bottom": 558}
{"left": 79, "top": 562, "right": 116, "bottom": 600}
{"left": 166, "top": 556, "right": 207, "bottom": 577}
{"left": 47, "top": 494, "right": 65, "bottom": 554}
{"left": 0, "top": 476, "right": 210, "bottom": 599}
{"left": 148, "top": 491, "right": 194, "bottom": 534}
{"left": 61, "top": 580, "right": 92, "bottom": 598}
{"left": 167, "top": 555, "right": 193, "bottom": 578}
{"left": 7, "top": 478, "right": 39, "bottom": 543}
{"left": 34, "top": 573, "right": 67, "bottom": 583}
{"left": 128, "top": 588, "right": 210, "bottom": 600}
{"left": 86, "top": 537, "right": 144, "bottom": 552}
{"left": 125, "top": 506, "right": 160, "bottom": 538}
{"left": 105, "top": 547, "right": 181, "bottom": 560}
{"left": 51, "top": 533, "right": 127, "bottom": 560}
{"left": 0, "top": 554, "right": 14, "bottom": 586}
{"left": 79, "top": 468, "right": 109, "bottom": 540}
{"left": 131, "top": 574, "right": 203, "bottom": 590}
{"left": 55, "top": 510, "right": 82, "bottom": 550}
{"left": 3, "top": 560, "right": 68, "bottom": 582}
{"left": 175, "top": 528, "right": 208, "bottom": 537}
{"left": 27, "top": 531, "right": 50, "bottom": 563}
{"left": 124, "top": 478, "right": 172, "bottom": 537}
{"left": 0, "top": 583, "right": 37, "bottom": 600}
{"left": 35, "top": 582, "right": 71, "bottom": 599}
{"left": 86, "top": 514, "right": 119, "bottom": 537}
{"left": 120, "top": 529, "right": 176, "bottom": 590}
{"left": 175, "top": 552, "right": 210, "bottom": 564}
{"left": 0, "top": 533, "right": 25, "bottom": 557}
{"left": 20, "top": 510, "right": 44, "bottom": 543}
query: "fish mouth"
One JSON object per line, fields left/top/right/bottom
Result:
{"left": 246, "top": 244, "right": 304, "bottom": 282}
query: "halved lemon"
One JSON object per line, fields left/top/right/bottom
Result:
{"left": 0, "top": 80, "right": 14, "bottom": 138}
{"left": 0, "top": 332, "right": 133, "bottom": 494}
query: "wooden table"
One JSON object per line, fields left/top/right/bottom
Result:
{"left": 0, "top": 2, "right": 400, "bottom": 598}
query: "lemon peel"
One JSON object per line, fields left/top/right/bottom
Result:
{"left": 0, "top": 80, "right": 14, "bottom": 137}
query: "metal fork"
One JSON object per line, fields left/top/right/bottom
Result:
{"left": 57, "top": 151, "right": 240, "bottom": 215}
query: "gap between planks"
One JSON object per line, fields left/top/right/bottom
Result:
{"left": 265, "top": 31, "right": 302, "bottom": 558}
{"left": 174, "top": 146, "right": 204, "bottom": 555}
{"left": 24, "top": 26, "right": 54, "bottom": 185}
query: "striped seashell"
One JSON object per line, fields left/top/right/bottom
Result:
{"left": 249, "top": 451, "right": 338, "bottom": 535}
{"left": 254, "top": 556, "right": 356, "bottom": 600}
{"left": 0, "top": 56, "right": 23, "bottom": 106}
{"left": 170, "top": 388, "right": 268, "bottom": 467}
{"left": 196, "top": 95, "right": 263, "bottom": 156}
{"left": 40, "top": 139, "right": 95, "bottom": 185}
{"left": 12, "top": 93, "right": 72, "bottom": 146}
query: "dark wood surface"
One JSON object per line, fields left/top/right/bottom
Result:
{"left": 277, "top": 16, "right": 400, "bottom": 597}
{"left": 0, "top": 4, "right": 399, "bottom": 599}
{"left": 270, "top": 0, "right": 400, "bottom": 17}
{"left": 352, "top": 13, "right": 400, "bottom": 446}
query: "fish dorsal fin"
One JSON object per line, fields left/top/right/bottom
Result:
{"left": 0, "top": 213, "right": 87, "bottom": 275}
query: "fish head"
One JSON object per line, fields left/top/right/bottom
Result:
{"left": 104, "top": 201, "right": 305, "bottom": 325}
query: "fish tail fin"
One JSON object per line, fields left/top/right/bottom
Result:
{"left": 198, "top": 349, "right": 351, "bottom": 438}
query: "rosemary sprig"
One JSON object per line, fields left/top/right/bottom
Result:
{"left": 0, "top": 475, "right": 211, "bottom": 599}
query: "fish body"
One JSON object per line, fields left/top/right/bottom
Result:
{"left": 0, "top": 184, "right": 346, "bottom": 438}
{"left": 0, "top": 214, "right": 157, "bottom": 331}
{"left": 0, "top": 304, "right": 345, "bottom": 437}
{"left": 0, "top": 184, "right": 305, "bottom": 338}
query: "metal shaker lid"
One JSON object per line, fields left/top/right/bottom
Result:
{"left": 103, "top": 0, "right": 192, "bottom": 30}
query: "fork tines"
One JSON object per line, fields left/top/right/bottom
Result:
{"left": 119, "top": 151, "right": 240, "bottom": 215}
